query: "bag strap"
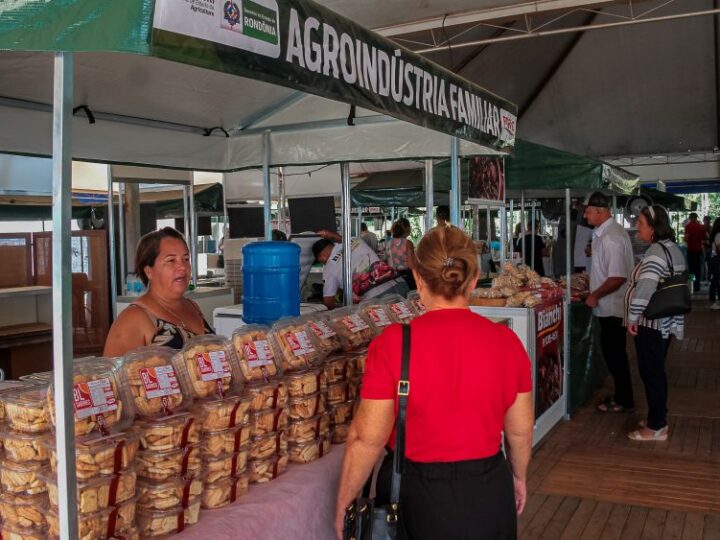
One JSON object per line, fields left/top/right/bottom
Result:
{"left": 657, "top": 241, "right": 674, "bottom": 278}
{"left": 390, "top": 324, "right": 411, "bottom": 504}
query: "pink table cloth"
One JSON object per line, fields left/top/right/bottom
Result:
{"left": 176, "top": 445, "right": 345, "bottom": 540}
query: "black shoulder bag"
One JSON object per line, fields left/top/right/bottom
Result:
{"left": 644, "top": 242, "right": 692, "bottom": 320}
{"left": 343, "top": 324, "right": 411, "bottom": 540}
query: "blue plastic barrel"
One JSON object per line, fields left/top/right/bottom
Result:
{"left": 242, "top": 241, "right": 301, "bottom": 325}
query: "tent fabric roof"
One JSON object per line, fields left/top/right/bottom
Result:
{"left": 351, "top": 138, "right": 638, "bottom": 205}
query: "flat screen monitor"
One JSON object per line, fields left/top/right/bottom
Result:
{"left": 228, "top": 206, "right": 264, "bottom": 238}
{"left": 288, "top": 196, "right": 337, "bottom": 234}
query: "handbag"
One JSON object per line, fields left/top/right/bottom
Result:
{"left": 644, "top": 242, "right": 692, "bottom": 320}
{"left": 343, "top": 324, "right": 411, "bottom": 540}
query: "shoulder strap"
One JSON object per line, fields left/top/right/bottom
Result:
{"left": 390, "top": 324, "right": 411, "bottom": 504}
{"left": 657, "top": 242, "right": 674, "bottom": 277}
{"left": 129, "top": 302, "right": 159, "bottom": 326}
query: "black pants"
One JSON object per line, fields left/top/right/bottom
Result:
{"left": 687, "top": 250, "right": 702, "bottom": 291}
{"left": 598, "top": 316, "right": 634, "bottom": 408}
{"left": 708, "top": 255, "right": 720, "bottom": 302}
{"left": 376, "top": 452, "right": 517, "bottom": 540}
{"left": 635, "top": 326, "right": 671, "bottom": 430}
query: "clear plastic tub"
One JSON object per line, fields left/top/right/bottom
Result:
{"left": 406, "top": 291, "right": 426, "bottom": 316}
{"left": 110, "top": 494, "right": 139, "bottom": 536}
{"left": 305, "top": 315, "right": 342, "bottom": 357}
{"left": 0, "top": 522, "right": 46, "bottom": 540}
{"left": 136, "top": 411, "right": 201, "bottom": 451}
{"left": 42, "top": 470, "right": 113, "bottom": 513}
{"left": 200, "top": 424, "right": 250, "bottom": 457}
{"left": 287, "top": 413, "right": 330, "bottom": 444}
{"left": 249, "top": 430, "right": 287, "bottom": 460}
{"left": 231, "top": 325, "right": 283, "bottom": 383}
{"left": 287, "top": 392, "right": 326, "bottom": 421}
{"left": 1, "top": 385, "right": 51, "bottom": 434}
{"left": 270, "top": 317, "right": 322, "bottom": 371}
{"left": 358, "top": 299, "right": 394, "bottom": 336}
{"left": 331, "top": 422, "right": 351, "bottom": 444}
{"left": 201, "top": 472, "right": 249, "bottom": 509}
{"left": 136, "top": 444, "right": 201, "bottom": 481}
{"left": 0, "top": 428, "right": 50, "bottom": 463}
{"left": 326, "top": 381, "right": 356, "bottom": 406}
{"left": 355, "top": 349, "right": 368, "bottom": 374}
{"left": 0, "top": 380, "right": 35, "bottom": 422}
{"left": 244, "top": 380, "right": 288, "bottom": 412}
{"left": 136, "top": 497, "right": 201, "bottom": 537}
{"left": 121, "top": 345, "right": 193, "bottom": 418}
{"left": 285, "top": 368, "right": 326, "bottom": 398}
{"left": 0, "top": 458, "right": 46, "bottom": 495}
{"left": 47, "top": 505, "right": 109, "bottom": 539}
{"left": 193, "top": 394, "right": 251, "bottom": 432}
{"left": 248, "top": 454, "right": 288, "bottom": 484}
{"left": 326, "top": 307, "right": 374, "bottom": 351}
{"left": 0, "top": 492, "right": 47, "bottom": 530}
{"left": 136, "top": 474, "right": 203, "bottom": 511}
{"left": 382, "top": 294, "right": 417, "bottom": 323}
{"left": 203, "top": 449, "right": 248, "bottom": 483}
{"left": 328, "top": 401, "right": 354, "bottom": 426}
{"left": 288, "top": 435, "right": 332, "bottom": 464}
{"left": 176, "top": 335, "right": 243, "bottom": 400}
{"left": 323, "top": 353, "right": 357, "bottom": 384}
{"left": 47, "top": 356, "right": 135, "bottom": 438}
{"left": 249, "top": 407, "right": 288, "bottom": 437}
{"left": 45, "top": 429, "right": 141, "bottom": 480}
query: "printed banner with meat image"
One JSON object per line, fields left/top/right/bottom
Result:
{"left": 534, "top": 299, "right": 564, "bottom": 418}
{"left": 468, "top": 156, "right": 504, "bottom": 204}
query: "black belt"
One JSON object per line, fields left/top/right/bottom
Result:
{"left": 400, "top": 451, "right": 505, "bottom": 480}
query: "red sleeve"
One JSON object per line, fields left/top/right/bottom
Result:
{"left": 360, "top": 325, "right": 401, "bottom": 400}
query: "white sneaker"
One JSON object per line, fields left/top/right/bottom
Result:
{"left": 711, "top": 302, "right": 720, "bottom": 310}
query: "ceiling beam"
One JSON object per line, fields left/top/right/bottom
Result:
{"left": 374, "top": 0, "right": 617, "bottom": 37}
{"left": 519, "top": 12, "right": 596, "bottom": 117}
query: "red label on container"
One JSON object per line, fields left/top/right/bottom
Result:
{"left": 287, "top": 331, "right": 315, "bottom": 357}
{"left": 367, "top": 307, "right": 391, "bottom": 327}
{"left": 341, "top": 315, "right": 368, "bottom": 333}
{"left": 309, "top": 321, "right": 335, "bottom": 339}
{"left": 195, "top": 351, "right": 231, "bottom": 382}
{"left": 140, "top": 365, "right": 181, "bottom": 399}
{"left": 242, "top": 340, "right": 274, "bottom": 368}
{"left": 73, "top": 377, "right": 118, "bottom": 419}
{"left": 390, "top": 302, "right": 412, "bottom": 319}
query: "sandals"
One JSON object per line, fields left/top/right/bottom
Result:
{"left": 627, "top": 425, "right": 669, "bottom": 441}
{"left": 597, "top": 399, "right": 633, "bottom": 413}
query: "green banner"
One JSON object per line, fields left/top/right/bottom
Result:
{"left": 151, "top": 0, "right": 517, "bottom": 151}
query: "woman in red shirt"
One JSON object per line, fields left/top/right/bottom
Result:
{"left": 335, "top": 226, "right": 534, "bottom": 539}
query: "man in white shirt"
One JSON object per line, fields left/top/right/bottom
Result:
{"left": 312, "top": 232, "right": 408, "bottom": 309}
{"left": 584, "top": 192, "right": 636, "bottom": 412}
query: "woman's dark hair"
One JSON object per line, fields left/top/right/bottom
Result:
{"left": 392, "top": 218, "right": 410, "bottom": 239}
{"left": 640, "top": 205, "right": 675, "bottom": 243}
{"left": 710, "top": 217, "right": 720, "bottom": 246}
{"left": 413, "top": 225, "right": 478, "bottom": 300}
{"left": 135, "top": 227, "right": 188, "bottom": 286}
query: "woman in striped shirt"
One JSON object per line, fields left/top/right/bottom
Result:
{"left": 625, "top": 205, "right": 685, "bottom": 441}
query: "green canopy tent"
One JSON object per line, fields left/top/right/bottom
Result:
{"left": 351, "top": 139, "right": 638, "bottom": 206}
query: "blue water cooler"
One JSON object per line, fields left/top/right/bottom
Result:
{"left": 242, "top": 241, "right": 301, "bottom": 325}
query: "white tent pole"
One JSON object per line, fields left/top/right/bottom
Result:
{"left": 107, "top": 167, "right": 117, "bottom": 317}
{"left": 51, "top": 50, "right": 79, "bottom": 540}
{"left": 500, "top": 203, "right": 507, "bottom": 267}
{"left": 221, "top": 173, "right": 229, "bottom": 241}
{"left": 486, "top": 206, "right": 491, "bottom": 242}
{"left": 424, "top": 160, "right": 434, "bottom": 231}
{"left": 531, "top": 203, "right": 536, "bottom": 271}
{"left": 182, "top": 185, "right": 190, "bottom": 242}
{"left": 450, "top": 137, "right": 460, "bottom": 225}
{"left": 341, "top": 163, "right": 353, "bottom": 307}
{"left": 189, "top": 178, "right": 197, "bottom": 285}
{"left": 564, "top": 188, "right": 572, "bottom": 418}
{"left": 263, "top": 130, "right": 272, "bottom": 240}
{"left": 357, "top": 207, "right": 363, "bottom": 237}
{"left": 520, "top": 190, "right": 525, "bottom": 263}
{"left": 508, "top": 199, "right": 514, "bottom": 265}
{"left": 118, "top": 182, "right": 126, "bottom": 288}
{"left": 565, "top": 189, "right": 572, "bottom": 301}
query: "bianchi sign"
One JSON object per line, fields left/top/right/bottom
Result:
{"left": 152, "top": 0, "right": 517, "bottom": 150}
{"left": 155, "top": 0, "right": 282, "bottom": 57}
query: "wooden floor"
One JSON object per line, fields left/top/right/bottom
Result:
{"left": 520, "top": 298, "right": 720, "bottom": 539}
